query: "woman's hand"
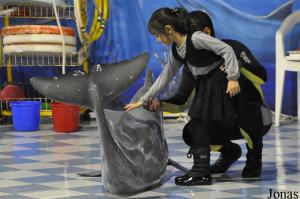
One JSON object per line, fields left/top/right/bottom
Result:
{"left": 124, "top": 100, "right": 144, "bottom": 112}
{"left": 226, "top": 80, "right": 240, "bottom": 97}
{"left": 147, "top": 100, "right": 161, "bottom": 112}
{"left": 219, "top": 64, "right": 225, "bottom": 72}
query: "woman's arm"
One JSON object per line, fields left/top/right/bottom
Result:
{"left": 125, "top": 50, "right": 182, "bottom": 111}
{"left": 146, "top": 67, "right": 196, "bottom": 112}
{"left": 160, "top": 66, "right": 196, "bottom": 105}
{"left": 191, "top": 31, "right": 240, "bottom": 80}
{"left": 237, "top": 43, "right": 267, "bottom": 83}
{"left": 191, "top": 31, "right": 240, "bottom": 97}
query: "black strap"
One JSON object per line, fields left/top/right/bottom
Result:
{"left": 171, "top": 43, "right": 185, "bottom": 64}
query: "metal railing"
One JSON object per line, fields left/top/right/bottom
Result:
{"left": 1, "top": 53, "right": 80, "bottom": 67}
{"left": 0, "top": 3, "right": 74, "bottom": 19}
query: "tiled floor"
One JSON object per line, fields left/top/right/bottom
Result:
{"left": 0, "top": 119, "right": 300, "bottom": 199}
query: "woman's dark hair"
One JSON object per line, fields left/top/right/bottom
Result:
{"left": 188, "top": 11, "right": 215, "bottom": 37}
{"left": 148, "top": 7, "right": 188, "bottom": 35}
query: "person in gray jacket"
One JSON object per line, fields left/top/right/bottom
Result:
{"left": 146, "top": 10, "right": 272, "bottom": 181}
{"left": 125, "top": 7, "right": 241, "bottom": 186}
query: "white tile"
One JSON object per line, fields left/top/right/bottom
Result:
{"left": 0, "top": 138, "right": 47, "bottom": 145}
{"left": 74, "top": 163, "right": 102, "bottom": 170}
{"left": 24, "top": 154, "right": 82, "bottom": 162}
{"left": 0, "top": 179, "right": 30, "bottom": 188}
{"left": 274, "top": 184, "right": 300, "bottom": 192}
{"left": 261, "top": 147, "right": 277, "bottom": 154}
{"left": 20, "top": 189, "right": 88, "bottom": 199}
{"left": 283, "top": 174, "right": 300, "bottom": 181}
{"left": 128, "top": 191, "right": 167, "bottom": 198}
{"left": 0, "top": 154, "right": 11, "bottom": 158}
{"left": 5, "top": 162, "right": 64, "bottom": 170}
{"left": 0, "top": 192, "right": 9, "bottom": 196}
{"left": 40, "top": 179, "right": 101, "bottom": 188}
{"left": 263, "top": 155, "right": 298, "bottom": 162}
{"left": 95, "top": 192, "right": 125, "bottom": 198}
{"left": 55, "top": 173, "right": 93, "bottom": 180}
{"left": 0, "top": 146, "right": 31, "bottom": 152}
{"left": 41, "top": 146, "right": 96, "bottom": 153}
{"left": 211, "top": 181, "right": 259, "bottom": 190}
{"left": 166, "top": 138, "right": 184, "bottom": 144}
{"left": 10, "top": 131, "right": 54, "bottom": 138}
{"left": 58, "top": 138, "right": 100, "bottom": 145}
{"left": 252, "top": 194, "right": 271, "bottom": 199}
{"left": 0, "top": 170, "right": 48, "bottom": 179}
{"left": 176, "top": 191, "right": 241, "bottom": 198}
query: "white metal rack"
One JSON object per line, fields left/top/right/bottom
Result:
{"left": 1, "top": 3, "right": 74, "bottom": 19}
{"left": 1, "top": 53, "right": 80, "bottom": 67}
{"left": 0, "top": 1, "right": 81, "bottom": 117}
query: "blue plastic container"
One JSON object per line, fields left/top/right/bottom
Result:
{"left": 10, "top": 101, "right": 41, "bottom": 131}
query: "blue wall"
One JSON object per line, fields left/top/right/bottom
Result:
{"left": 1, "top": 0, "right": 300, "bottom": 115}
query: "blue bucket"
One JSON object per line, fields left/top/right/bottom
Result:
{"left": 10, "top": 101, "right": 41, "bottom": 131}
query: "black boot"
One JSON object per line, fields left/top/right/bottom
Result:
{"left": 210, "top": 142, "right": 242, "bottom": 174}
{"left": 175, "top": 147, "right": 212, "bottom": 186}
{"left": 242, "top": 141, "right": 262, "bottom": 178}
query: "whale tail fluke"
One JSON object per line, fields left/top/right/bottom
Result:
{"left": 31, "top": 53, "right": 149, "bottom": 108}
{"left": 30, "top": 74, "right": 92, "bottom": 108}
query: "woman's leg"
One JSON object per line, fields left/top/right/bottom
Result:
{"left": 238, "top": 102, "right": 264, "bottom": 178}
{"left": 235, "top": 75, "right": 266, "bottom": 178}
{"left": 209, "top": 120, "right": 242, "bottom": 174}
{"left": 175, "top": 118, "right": 212, "bottom": 186}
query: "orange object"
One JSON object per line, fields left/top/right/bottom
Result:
{"left": 11, "top": 9, "right": 30, "bottom": 17}
{"left": 1, "top": 25, "right": 75, "bottom": 36}
{"left": 0, "top": 85, "right": 25, "bottom": 101}
{"left": 51, "top": 102, "right": 80, "bottom": 133}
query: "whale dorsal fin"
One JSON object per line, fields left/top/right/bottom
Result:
{"left": 129, "top": 69, "right": 154, "bottom": 103}
{"left": 177, "top": 0, "right": 294, "bottom": 21}
{"left": 143, "top": 69, "right": 154, "bottom": 88}
{"left": 258, "top": 0, "right": 294, "bottom": 20}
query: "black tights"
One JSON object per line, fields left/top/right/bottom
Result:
{"left": 183, "top": 118, "right": 211, "bottom": 148}
{"left": 183, "top": 102, "right": 268, "bottom": 151}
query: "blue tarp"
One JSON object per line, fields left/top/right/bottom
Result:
{"left": 95, "top": 0, "right": 300, "bottom": 115}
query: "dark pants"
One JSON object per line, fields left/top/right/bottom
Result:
{"left": 183, "top": 118, "right": 211, "bottom": 148}
{"left": 183, "top": 101, "right": 270, "bottom": 152}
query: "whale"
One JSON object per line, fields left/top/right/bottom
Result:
{"left": 30, "top": 53, "right": 169, "bottom": 194}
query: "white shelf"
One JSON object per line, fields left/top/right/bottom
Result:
{"left": 0, "top": 1, "right": 86, "bottom": 118}
{"left": 286, "top": 55, "right": 300, "bottom": 61}
{"left": 0, "top": 3, "right": 74, "bottom": 19}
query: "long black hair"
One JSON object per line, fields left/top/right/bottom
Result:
{"left": 148, "top": 7, "right": 188, "bottom": 35}
{"left": 188, "top": 11, "right": 215, "bottom": 37}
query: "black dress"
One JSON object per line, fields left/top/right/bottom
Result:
{"left": 162, "top": 39, "right": 271, "bottom": 147}
{"left": 170, "top": 33, "right": 237, "bottom": 121}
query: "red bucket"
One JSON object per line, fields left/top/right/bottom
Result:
{"left": 51, "top": 102, "right": 80, "bottom": 133}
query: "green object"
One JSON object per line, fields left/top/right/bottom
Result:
{"left": 240, "top": 128, "right": 253, "bottom": 149}
{"left": 41, "top": 103, "right": 51, "bottom": 110}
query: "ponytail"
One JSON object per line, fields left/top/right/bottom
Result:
{"left": 187, "top": 11, "right": 215, "bottom": 37}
